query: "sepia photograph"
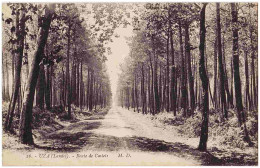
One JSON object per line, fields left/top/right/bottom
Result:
{"left": 1, "top": 2, "right": 258, "bottom": 166}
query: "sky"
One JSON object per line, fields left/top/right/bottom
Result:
{"left": 105, "top": 26, "right": 133, "bottom": 104}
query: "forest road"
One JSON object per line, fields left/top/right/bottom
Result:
{"left": 39, "top": 106, "right": 224, "bottom": 165}
{"left": 34, "top": 107, "right": 255, "bottom": 166}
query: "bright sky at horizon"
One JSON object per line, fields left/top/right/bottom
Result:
{"left": 105, "top": 26, "right": 133, "bottom": 105}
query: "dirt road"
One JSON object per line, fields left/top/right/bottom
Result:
{"left": 36, "top": 107, "right": 222, "bottom": 165}
{"left": 3, "top": 107, "right": 257, "bottom": 166}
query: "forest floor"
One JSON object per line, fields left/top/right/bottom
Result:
{"left": 2, "top": 106, "right": 258, "bottom": 166}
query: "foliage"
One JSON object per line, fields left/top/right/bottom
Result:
{"left": 116, "top": 2, "right": 257, "bottom": 150}
{"left": 178, "top": 109, "right": 257, "bottom": 149}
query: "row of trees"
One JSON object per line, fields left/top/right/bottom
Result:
{"left": 116, "top": 3, "right": 257, "bottom": 151}
{"left": 2, "top": 3, "right": 124, "bottom": 144}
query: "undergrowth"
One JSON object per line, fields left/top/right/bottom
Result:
{"left": 2, "top": 102, "right": 110, "bottom": 135}
{"left": 133, "top": 107, "right": 257, "bottom": 149}
{"left": 174, "top": 108, "right": 257, "bottom": 149}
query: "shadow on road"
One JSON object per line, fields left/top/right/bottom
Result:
{"left": 124, "top": 136, "right": 221, "bottom": 165}
{"left": 31, "top": 108, "right": 257, "bottom": 166}
{"left": 34, "top": 120, "right": 257, "bottom": 166}
{"left": 124, "top": 136, "right": 257, "bottom": 166}
{"left": 35, "top": 121, "right": 102, "bottom": 152}
{"left": 34, "top": 109, "right": 110, "bottom": 152}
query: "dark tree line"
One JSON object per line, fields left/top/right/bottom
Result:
{"left": 2, "top": 3, "right": 119, "bottom": 144}
{"left": 117, "top": 3, "right": 257, "bottom": 151}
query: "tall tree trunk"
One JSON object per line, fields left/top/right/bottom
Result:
{"left": 87, "top": 68, "right": 91, "bottom": 110}
{"left": 163, "top": 68, "right": 166, "bottom": 110}
{"left": 80, "top": 62, "right": 83, "bottom": 110}
{"left": 216, "top": 3, "right": 228, "bottom": 118}
{"left": 177, "top": 69, "right": 181, "bottom": 110}
{"left": 179, "top": 22, "right": 187, "bottom": 117}
{"left": 12, "top": 49, "right": 15, "bottom": 92}
{"left": 93, "top": 74, "right": 96, "bottom": 109}
{"left": 71, "top": 59, "right": 76, "bottom": 104}
{"left": 250, "top": 27, "right": 257, "bottom": 109}
{"left": 159, "top": 63, "right": 162, "bottom": 111}
{"left": 132, "top": 82, "right": 135, "bottom": 111}
{"left": 17, "top": 86, "right": 21, "bottom": 116}
{"left": 184, "top": 22, "right": 195, "bottom": 114}
{"left": 36, "top": 64, "right": 45, "bottom": 109}
{"left": 230, "top": 57, "right": 234, "bottom": 109}
{"left": 135, "top": 75, "right": 139, "bottom": 112}
{"left": 76, "top": 61, "right": 80, "bottom": 107}
{"left": 222, "top": 33, "right": 233, "bottom": 108}
{"left": 3, "top": 58, "right": 6, "bottom": 101}
{"left": 94, "top": 79, "right": 97, "bottom": 110}
{"left": 231, "top": 3, "right": 252, "bottom": 146}
{"left": 19, "top": 4, "right": 54, "bottom": 144}
{"left": 5, "top": 7, "right": 26, "bottom": 132}
{"left": 198, "top": 3, "right": 209, "bottom": 151}
{"left": 3, "top": 56, "right": 11, "bottom": 102}
{"left": 148, "top": 67, "right": 151, "bottom": 113}
{"left": 213, "top": 37, "right": 218, "bottom": 108}
{"left": 170, "top": 28, "right": 176, "bottom": 115}
{"left": 231, "top": 3, "right": 243, "bottom": 125}
{"left": 149, "top": 51, "right": 154, "bottom": 114}
{"left": 50, "top": 66, "right": 53, "bottom": 106}
{"left": 195, "top": 59, "right": 198, "bottom": 106}
{"left": 166, "top": 27, "right": 170, "bottom": 112}
{"left": 44, "top": 43, "right": 51, "bottom": 109}
{"left": 153, "top": 37, "right": 160, "bottom": 114}
{"left": 89, "top": 70, "right": 93, "bottom": 111}
{"left": 44, "top": 65, "right": 51, "bottom": 109}
{"left": 141, "top": 63, "right": 146, "bottom": 114}
{"left": 244, "top": 49, "right": 251, "bottom": 110}
{"left": 127, "top": 87, "right": 130, "bottom": 110}
{"left": 6, "top": 57, "right": 10, "bottom": 101}
{"left": 61, "top": 67, "right": 65, "bottom": 110}
{"left": 66, "top": 19, "right": 72, "bottom": 119}
{"left": 24, "top": 37, "right": 29, "bottom": 79}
